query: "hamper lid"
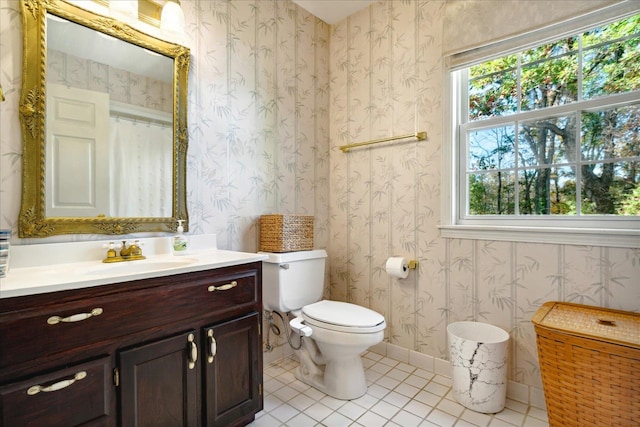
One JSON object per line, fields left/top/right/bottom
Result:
{"left": 531, "top": 302, "right": 640, "bottom": 349}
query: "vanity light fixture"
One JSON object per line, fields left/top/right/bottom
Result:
{"left": 160, "top": 0, "right": 185, "bottom": 39}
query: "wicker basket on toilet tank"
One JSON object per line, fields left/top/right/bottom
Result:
{"left": 259, "top": 214, "right": 313, "bottom": 252}
{"left": 532, "top": 302, "right": 640, "bottom": 427}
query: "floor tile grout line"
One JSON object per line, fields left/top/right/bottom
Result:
{"left": 255, "top": 353, "right": 548, "bottom": 427}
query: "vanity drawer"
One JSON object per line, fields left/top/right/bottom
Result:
{"left": 196, "top": 269, "right": 260, "bottom": 313}
{"left": 0, "top": 267, "right": 259, "bottom": 368}
{"left": 0, "top": 356, "right": 112, "bottom": 427}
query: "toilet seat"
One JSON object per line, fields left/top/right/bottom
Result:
{"left": 301, "top": 300, "right": 386, "bottom": 334}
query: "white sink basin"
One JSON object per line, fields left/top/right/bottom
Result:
{"left": 80, "top": 258, "right": 198, "bottom": 276}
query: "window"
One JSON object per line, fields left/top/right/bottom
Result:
{"left": 443, "top": 13, "right": 640, "bottom": 247}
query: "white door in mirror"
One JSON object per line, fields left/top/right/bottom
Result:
{"left": 46, "top": 84, "right": 110, "bottom": 217}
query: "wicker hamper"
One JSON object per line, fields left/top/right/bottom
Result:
{"left": 531, "top": 302, "right": 640, "bottom": 427}
{"left": 259, "top": 214, "right": 313, "bottom": 252}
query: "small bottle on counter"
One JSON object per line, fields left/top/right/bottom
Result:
{"left": 173, "top": 219, "right": 189, "bottom": 255}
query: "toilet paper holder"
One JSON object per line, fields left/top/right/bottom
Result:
{"left": 386, "top": 257, "right": 419, "bottom": 279}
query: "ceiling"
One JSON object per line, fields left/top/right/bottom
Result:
{"left": 292, "top": 0, "right": 376, "bottom": 25}
{"left": 47, "top": 14, "right": 172, "bottom": 83}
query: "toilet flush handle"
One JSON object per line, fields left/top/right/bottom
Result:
{"left": 279, "top": 264, "right": 290, "bottom": 269}
{"left": 290, "top": 317, "right": 313, "bottom": 337}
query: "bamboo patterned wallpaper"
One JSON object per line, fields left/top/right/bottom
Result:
{"left": 327, "top": 0, "right": 639, "bottom": 391}
{"left": 0, "top": 0, "right": 331, "bottom": 250}
{"left": 47, "top": 49, "right": 173, "bottom": 113}
{"left": 1, "top": 0, "right": 638, "bottom": 391}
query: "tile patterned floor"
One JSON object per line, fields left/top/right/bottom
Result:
{"left": 249, "top": 352, "right": 549, "bottom": 427}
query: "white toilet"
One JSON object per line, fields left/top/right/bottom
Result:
{"left": 261, "top": 249, "right": 386, "bottom": 400}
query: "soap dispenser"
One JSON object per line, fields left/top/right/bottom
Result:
{"left": 173, "top": 219, "right": 189, "bottom": 255}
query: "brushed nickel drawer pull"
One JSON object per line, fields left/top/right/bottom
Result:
{"left": 208, "top": 281, "right": 238, "bottom": 292}
{"left": 27, "top": 371, "right": 87, "bottom": 395}
{"left": 207, "top": 330, "right": 217, "bottom": 364}
{"left": 47, "top": 308, "right": 103, "bottom": 325}
{"left": 187, "top": 333, "right": 197, "bottom": 370}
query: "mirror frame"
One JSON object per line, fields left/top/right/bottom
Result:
{"left": 18, "top": 0, "right": 190, "bottom": 237}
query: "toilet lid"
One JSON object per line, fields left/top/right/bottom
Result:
{"left": 301, "top": 300, "right": 386, "bottom": 333}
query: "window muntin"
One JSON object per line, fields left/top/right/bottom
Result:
{"left": 458, "top": 14, "right": 640, "bottom": 222}
{"left": 521, "top": 43, "right": 578, "bottom": 112}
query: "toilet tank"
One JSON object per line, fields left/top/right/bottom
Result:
{"left": 261, "top": 249, "right": 327, "bottom": 313}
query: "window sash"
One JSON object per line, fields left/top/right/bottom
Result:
{"left": 459, "top": 92, "right": 640, "bottom": 221}
{"left": 442, "top": 6, "right": 640, "bottom": 248}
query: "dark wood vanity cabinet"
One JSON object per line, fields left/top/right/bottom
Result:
{"left": 0, "top": 261, "right": 263, "bottom": 427}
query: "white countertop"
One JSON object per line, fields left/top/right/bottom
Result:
{"left": 0, "top": 235, "right": 268, "bottom": 299}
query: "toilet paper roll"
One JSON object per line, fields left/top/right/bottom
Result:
{"left": 386, "top": 257, "right": 409, "bottom": 279}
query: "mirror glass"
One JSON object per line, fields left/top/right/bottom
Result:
{"left": 46, "top": 15, "right": 173, "bottom": 218}
{"left": 19, "top": 0, "right": 190, "bottom": 237}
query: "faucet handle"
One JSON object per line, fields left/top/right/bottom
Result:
{"left": 104, "top": 242, "right": 117, "bottom": 259}
{"left": 130, "top": 240, "right": 143, "bottom": 256}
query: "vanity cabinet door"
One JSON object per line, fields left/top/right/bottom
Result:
{"left": 203, "top": 312, "right": 262, "bottom": 427}
{"left": 118, "top": 330, "right": 199, "bottom": 427}
{"left": 0, "top": 356, "right": 113, "bottom": 427}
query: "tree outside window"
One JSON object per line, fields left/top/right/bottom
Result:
{"left": 461, "top": 14, "right": 639, "bottom": 218}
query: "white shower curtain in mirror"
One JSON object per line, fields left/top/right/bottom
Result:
{"left": 109, "top": 117, "right": 173, "bottom": 217}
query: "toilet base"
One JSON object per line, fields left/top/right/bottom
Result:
{"left": 294, "top": 351, "right": 367, "bottom": 400}
{"left": 286, "top": 308, "right": 385, "bottom": 401}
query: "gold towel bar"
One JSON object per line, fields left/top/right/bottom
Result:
{"left": 339, "top": 131, "right": 427, "bottom": 153}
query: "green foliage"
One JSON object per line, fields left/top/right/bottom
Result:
{"left": 469, "top": 56, "right": 518, "bottom": 120}
{"left": 619, "top": 186, "right": 640, "bottom": 215}
{"left": 465, "top": 14, "right": 640, "bottom": 217}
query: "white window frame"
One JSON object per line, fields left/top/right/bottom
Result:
{"left": 440, "top": 4, "right": 640, "bottom": 248}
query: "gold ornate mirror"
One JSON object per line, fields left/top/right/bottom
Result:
{"left": 19, "top": 0, "right": 190, "bottom": 237}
